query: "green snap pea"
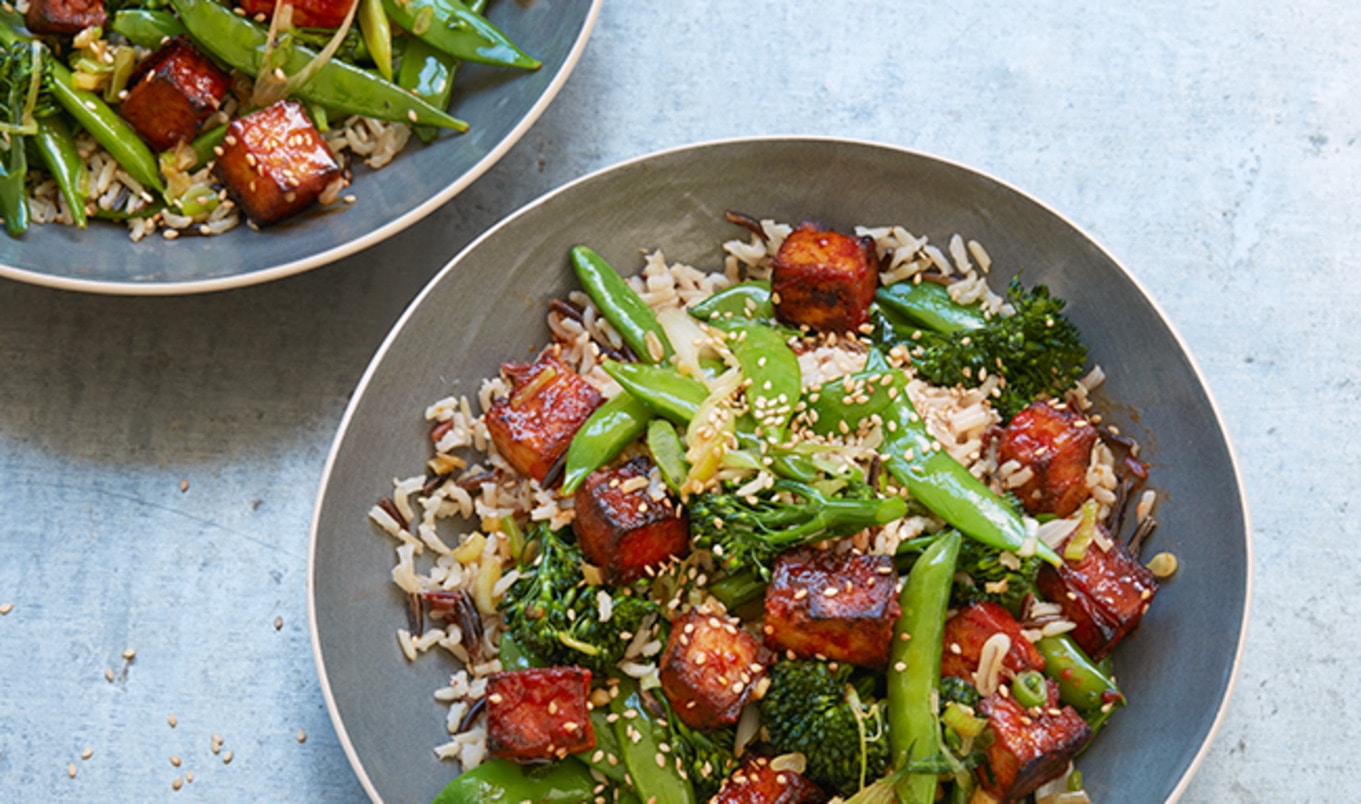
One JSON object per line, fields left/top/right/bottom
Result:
{"left": 1035, "top": 633, "right": 1125, "bottom": 714}
{"left": 888, "top": 530, "right": 961, "bottom": 803}
{"left": 381, "top": 0, "right": 539, "bottom": 70}
{"left": 876, "top": 281, "right": 987, "bottom": 335}
{"left": 33, "top": 115, "right": 87, "bottom": 229}
{"left": 169, "top": 0, "right": 467, "bottom": 130}
{"left": 560, "top": 393, "right": 652, "bottom": 495}
{"left": 177, "top": 123, "right": 227, "bottom": 172}
{"left": 357, "top": 0, "right": 393, "bottom": 80}
{"left": 602, "top": 360, "right": 707, "bottom": 425}
{"left": 111, "top": 9, "right": 186, "bottom": 49}
{"left": 724, "top": 322, "right": 801, "bottom": 443}
{"left": 571, "top": 245, "right": 674, "bottom": 364}
{"left": 610, "top": 677, "right": 696, "bottom": 804}
{"left": 805, "top": 367, "right": 908, "bottom": 437}
{"left": 879, "top": 397, "right": 1061, "bottom": 565}
{"left": 432, "top": 757, "right": 598, "bottom": 804}
{"left": 397, "top": 37, "right": 457, "bottom": 144}
{"left": 0, "top": 146, "right": 28, "bottom": 237}
{"left": 688, "top": 279, "right": 777, "bottom": 325}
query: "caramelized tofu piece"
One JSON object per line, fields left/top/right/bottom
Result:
{"left": 940, "top": 602, "right": 1045, "bottom": 683}
{"left": 24, "top": 0, "right": 105, "bottom": 35}
{"left": 572, "top": 456, "right": 688, "bottom": 583}
{"left": 996, "top": 400, "right": 1099, "bottom": 518}
{"left": 215, "top": 100, "right": 343, "bottom": 225}
{"left": 976, "top": 679, "right": 1091, "bottom": 802}
{"left": 237, "top": 0, "right": 355, "bottom": 28}
{"left": 660, "top": 608, "right": 769, "bottom": 730}
{"left": 485, "top": 353, "right": 603, "bottom": 484}
{"left": 485, "top": 667, "right": 595, "bottom": 763}
{"left": 711, "top": 755, "right": 827, "bottom": 804}
{"left": 763, "top": 550, "right": 900, "bottom": 669}
{"left": 118, "top": 37, "right": 232, "bottom": 152}
{"left": 1037, "top": 525, "right": 1159, "bottom": 661}
{"left": 771, "top": 221, "right": 879, "bottom": 334}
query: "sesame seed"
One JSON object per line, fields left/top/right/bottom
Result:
{"left": 123, "top": 648, "right": 136, "bottom": 660}
{"left": 171, "top": 755, "right": 181, "bottom": 767}
{"left": 296, "top": 728, "right": 307, "bottom": 743}
{"left": 222, "top": 750, "right": 234, "bottom": 764}
{"left": 823, "top": 587, "right": 838, "bottom": 597}
{"left": 104, "top": 668, "right": 114, "bottom": 682}
{"left": 172, "top": 776, "right": 183, "bottom": 791}
{"left": 81, "top": 747, "right": 93, "bottom": 760}
{"left": 168, "top": 714, "right": 178, "bottom": 728}
{"left": 68, "top": 763, "right": 77, "bottom": 778}
{"left": 274, "top": 616, "right": 283, "bottom": 631}
{"left": 894, "top": 661, "right": 907, "bottom": 672}
{"left": 0, "top": 603, "right": 11, "bottom": 615}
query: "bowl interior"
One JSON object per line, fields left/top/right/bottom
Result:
{"left": 311, "top": 137, "right": 1249, "bottom": 803}
{"left": 0, "top": 0, "right": 599, "bottom": 294}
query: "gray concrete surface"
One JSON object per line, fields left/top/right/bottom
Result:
{"left": 1, "top": 0, "right": 1353, "bottom": 800}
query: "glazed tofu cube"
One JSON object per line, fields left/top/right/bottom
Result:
{"left": 236, "top": 0, "right": 355, "bottom": 28}
{"left": 485, "top": 667, "right": 595, "bottom": 762}
{"left": 215, "top": 100, "right": 343, "bottom": 225}
{"left": 996, "top": 400, "right": 1099, "bottom": 518}
{"left": 940, "top": 602, "right": 1045, "bottom": 684}
{"left": 485, "top": 353, "right": 603, "bottom": 484}
{"left": 119, "top": 37, "right": 232, "bottom": 152}
{"left": 711, "top": 754, "right": 827, "bottom": 804}
{"left": 24, "top": 0, "right": 105, "bottom": 35}
{"left": 976, "top": 679, "right": 1091, "bottom": 802}
{"left": 659, "top": 608, "right": 768, "bottom": 730}
{"left": 771, "top": 221, "right": 879, "bottom": 334}
{"left": 1036, "top": 525, "right": 1159, "bottom": 661}
{"left": 763, "top": 550, "right": 900, "bottom": 669}
{"left": 572, "top": 456, "right": 688, "bottom": 583}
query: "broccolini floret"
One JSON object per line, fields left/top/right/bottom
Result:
{"left": 688, "top": 479, "right": 907, "bottom": 581}
{"left": 759, "top": 659, "right": 890, "bottom": 797}
{"left": 657, "top": 691, "right": 738, "bottom": 800}
{"left": 498, "top": 525, "right": 657, "bottom": 672}
{"left": 951, "top": 535, "right": 1042, "bottom": 614}
{"left": 908, "top": 278, "right": 1088, "bottom": 421}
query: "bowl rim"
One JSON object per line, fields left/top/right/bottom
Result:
{"left": 0, "top": 0, "right": 603, "bottom": 297}
{"left": 306, "top": 134, "right": 1254, "bottom": 803}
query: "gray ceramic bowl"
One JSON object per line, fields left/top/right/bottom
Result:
{"left": 309, "top": 137, "right": 1252, "bottom": 803}
{"left": 0, "top": 0, "right": 600, "bottom": 295}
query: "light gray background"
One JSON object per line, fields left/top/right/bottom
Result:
{"left": 0, "top": 1, "right": 1345, "bottom": 800}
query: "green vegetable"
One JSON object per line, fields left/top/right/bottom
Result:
{"left": 950, "top": 534, "right": 1041, "bottom": 614}
{"left": 875, "top": 281, "right": 987, "bottom": 335}
{"left": 878, "top": 393, "right": 1061, "bottom": 565}
{"left": 610, "top": 677, "right": 696, "bottom": 804}
{"left": 688, "top": 478, "right": 907, "bottom": 581}
{"left": 895, "top": 277, "right": 1088, "bottom": 420}
{"left": 760, "top": 659, "right": 890, "bottom": 796}
{"left": 397, "top": 0, "right": 485, "bottom": 143}
{"left": 1011, "top": 669, "right": 1048, "bottom": 708}
{"left": 357, "top": 0, "right": 393, "bottom": 80}
{"left": 688, "top": 279, "right": 777, "bottom": 326}
{"left": 432, "top": 757, "right": 598, "bottom": 804}
{"left": 0, "top": 39, "right": 44, "bottom": 235}
{"left": 571, "top": 245, "right": 673, "bottom": 364}
{"left": 559, "top": 392, "right": 651, "bottom": 494}
{"left": 380, "top": 0, "right": 539, "bottom": 70}
{"left": 169, "top": 0, "right": 468, "bottom": 130}
{"left": 33, "top": 115, "right": 87, "bottom": 229}
{"left": 657, "top": 691, "right": 738, "bottom": 800}
{"left": 1035, "top": 633, "right": 1125, "bottom": 714}
{"left": 803, "top": 366, "right": 909, "bottom": 438}
{"left": 111, "top": 9, "right": 185, "bottom": 48}
{"left": 888, "top": 530, "right": 961, "bottom": 804}
{"left": 722, "top": 321, "right": 801, "bottom": 443}
{"left": 646, "top": 418, "right": 689, "bottom": 493}
{"left": 497, "top": 524, "right": 657, "bottom": 671}
{"left": 602, "top": 360, "right": 707, "bottom": 425}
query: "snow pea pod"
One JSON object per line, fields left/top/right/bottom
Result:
{"left": 1035, "top": 633, "right": 1124, "bottom": 714}
{"left": 724, "top": 322, "right": 801, "bottom": 443}
{"left": 571, "top": 245, "right": 673, "bottom": 364}
{"left": 876, "top": 281, "right": 987, "bottom": 335}
{"left": 602, "top": 359, "right": 707, "bottom": 425}
{"left": 888, "top": 530, "right": 960, "bottom": 803}
{"left": 610, "top": 677, "right": 696, "bottom": 804}
{"left": 879, "top": 397, "right": 1060, "bottom": 565}
{"left": 33, "top": 115, "right": 87, "bottom": 229}
{"left": 647, "top": 418, "right": 689, "bottom": 493}
{"left": 805, "top": 366, "right": 908, "bottom": 437}
{"left": 397, "top": 0, "right": 483, "bottom": 143}
{"left": 357, "top": 0, "right": 392, "bottom": 80}
{"left": 688, "top": 279, "right": 776, "bottom": 325}
{"left": 432, "top": 757, "right": 598, "bottom": 804}
{"left": 560, "top": 393, "right": 651, "bottom": 494}
{"left": 169, "top": 0, "right": 467, "bottom": 130}
{"left": 380, "top": 0, "right": 538, "bottom": 69}
{"left": 111, "top": 9, "right": 186, "bottom": 49}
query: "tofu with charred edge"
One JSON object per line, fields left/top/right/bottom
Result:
{"left": 571, "top": 456, "right": 688, "bottom": 583}
{"left": 484, "top": 352, "right": 603, "bottom": 484}
{"left": 215, "top": 100, "right": 344, "bottom": 226}
{"left": 976, "top": 677, "right": 1091, "bottom": 802}
{"left": 1037, "top": 523, "right": 1159, "bottom": 661}
{"left": 710, "top": 754, "right": 828, "bottom": 804}
{"left": 236, "top": 0, "right": 355, "bottom": 29}
{"left": 940, "top": 602, "right": 1045, "bottom": 683}
{"left": 763, "top": 550, "right": 900, "bottom": 669}
{"left": 484, "top": 667, "right": 595, "bottom": 763}
{"left": 770, "top": 221, "right": 879, "bottom": 334}
{"left": 24, "top": 0, "right": 105, "bottom": 35}
{"left": 659, "top": 608, "right": 769, "bottom": 731}
{"left": 996, "top": 399, "right": 1099, "bottom": 518}
{"left": 119, "top": 37, "right": 233, "bottom": 153}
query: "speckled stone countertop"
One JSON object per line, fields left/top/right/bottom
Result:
{"left": 2, "top": 1, "right": 1353, "bottom": 800}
